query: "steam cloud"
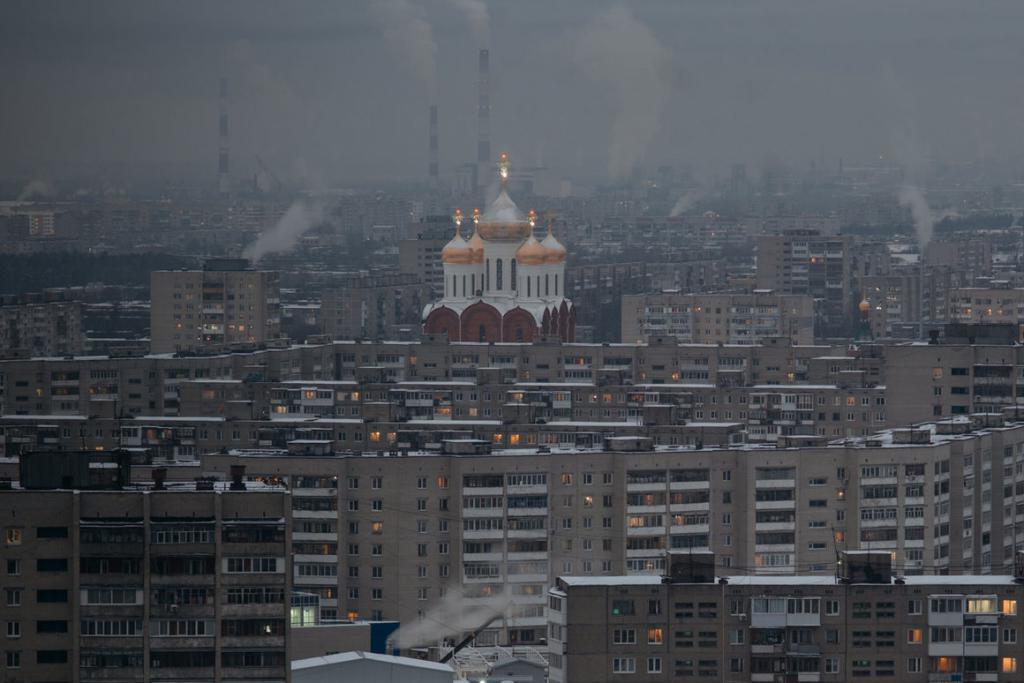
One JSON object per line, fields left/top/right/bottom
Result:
{"left": 669, "top": 190, "right": 703, "bottom": 217}
{"left": 17, "top": 179, "right": 55, "bottom": 202}
{"left": 242, "top": 198, "right": 324, "bottom": 263}
{"left": 898, "top": 186, "right": 933, "bottom": 249}
{"left": 572, "top": 6, "right": 670, "bottom": 181}
{"left": 371, "top": 0, "right": 438, "bottom": 95}
{"left": 392, "top": 585, "right": 510, "bottom": 650}
{"left": 447, "top": 0, "right": 490, "bottom": 46}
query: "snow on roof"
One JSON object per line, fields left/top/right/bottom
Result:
{"left": 559, "top": 574, "right": 1018, "bottom": 588}
{"left": 291, "top": 650, "right": 454, "bottom": 673}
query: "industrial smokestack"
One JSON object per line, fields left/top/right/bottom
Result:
{"left": 218, "top": 76, "right": 230, "bottom": 196}
{"left": 429, "top": 104, "right": 439, "bottom": 182}
{"left": 477, "top": 49, "right": 490, "bottom": 165}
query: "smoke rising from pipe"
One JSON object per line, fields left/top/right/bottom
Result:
{"left": 370, "top": 0, "right": 438, "bottom": 95}
{"left": 241, "top": 198, "right": 325, "bottom": 263}
{"left": 447, "top": 0, "right": 490, "bottom": 46}
{"left": 572, "top": 6, "right": 670, "bottom": 181}
{"left": 898, "top": 185, "right": 933, "bottom": 249}
{"left": 392, "top": 584, "right": 510, "bottom": 650}
{"left": 669, "top": 190, "right": 704, "bottom": 217}
{"left": 17, "top": 179, "right": 55, "bottom": 202}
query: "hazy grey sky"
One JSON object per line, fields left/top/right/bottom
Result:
{"left": 2, "top": 0, "right": 1023, "bottom": 185}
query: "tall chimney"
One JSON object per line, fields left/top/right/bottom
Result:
{"left": 218, "top": 76, "right": 230, "bottom": 196}
{"left": 429, "top": 104, "right": 439, "bottom": 182}
{"left": 477, "top": 49, "right": 490, "bottom": 165}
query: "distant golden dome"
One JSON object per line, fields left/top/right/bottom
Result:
{"left": 540, "top": 229, "right": 567, "bottom": 264}
{"left": 441, "top": 228, "right": 473, "bottom": 265}
{"left": 859, "top": 298, "right": 870, "bottom": 313}
{"left": 466, "top": 229, "right": 484, "bottom": 264}
{"left": 477, "top": 190, "right": 531, "bottom": 242}
{"left": 516, "top": 233, "right": 547, "bottom": 266}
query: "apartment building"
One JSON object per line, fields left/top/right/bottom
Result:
{"left": 320, "top": 274, "right": 433, "bottom": 341}
{"left": 150, "top": 259, "right": 281, "bottom": 354}
{"left": 885, "top": 343, "right": 1024, "bottom": 425}
{"left": 5, "top": 335, "right": 1024, "bottom": 453}
{"left": 621, "top": 291, "right": 814, "bottom": 345}
{"left": 755, "top": 230, "right": 854, "bottom": 331}
{"left": 861, "top": 265, "right": 967, "bottom": 338}
{"left": 0, "top": 291, "right": 83, "bottom": 359}
{"left": 0, "top": 451, "right": 291, "bottom": 683}
{"left": 949, "top": 286, "right": 1024, "bottom": 330}
{"left": 186, "top": 416, "right": 1024, "bottom": 647}
{"left": 548, "top": 551, "right": 1024, "bottom": 683}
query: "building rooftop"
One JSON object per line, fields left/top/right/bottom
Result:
{"left": 557, "top": 574, "right": 1019, "bottom": 587}
{"left": 291, "top": 651, "right": 454, "bottom": 674}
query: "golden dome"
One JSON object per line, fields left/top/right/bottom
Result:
{"left": 477, "top": 189, "right": 532, "bottom": 242}
{"left": 858, "top": 298, "right": 870, "bottom": 313}
{"left": 441, "top": 229, "right": 473, "bottom": 265}
{"left": 466, "top": 229, "right": 484, "bottom": 264}
{"left": 516, "top": 233, "right": 547, "bottom": 266}
{"left": 540, "top": 228, "right": 567, "bottom": 264}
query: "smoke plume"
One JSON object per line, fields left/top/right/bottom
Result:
{"left": 447, "top": 0, "right": 490, "bottom": 46}
{"left": 898, "top": 185, "right": 933, "bottom": 248}
{"left": 392, "top": 584, "right": 510, "bottom": 650}
{"left": 669, "top": 190, "right": 703, "bottom": 217}
{"left": 370, "top": 0, "right": 438, "bottom": 95}
{"left": 572, "top": 6, "right": 670, "bottom": 181}
{"left": 242, "top": 198, "right": 324, "bottom": 263}
{"left": 17, "top": 179, "right": 55, "bottom": 202}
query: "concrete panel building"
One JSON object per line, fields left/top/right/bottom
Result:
{"left": 150, "top": 259, "right": 281, "bottom": 354}
{"left": 0, "top": 452, "right": 292, "bottom": 683}
{"left": 548, "top": 552, "right": 1024, "bottom": 683}
{"left": 0, "top": 291, "right": 84, "bottom": 359}
{"left": 621, "top": 291, "right": 814, "bottom": 345}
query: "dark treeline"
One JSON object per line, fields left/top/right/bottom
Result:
{"left": 0, "top": 252, "right": 194, "bottom": 295}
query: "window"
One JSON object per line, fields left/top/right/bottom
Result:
{"left": 6, "top": 621, "right": 20, "bottom": 638}
{"left": 613, "top": 628, "right": 636, "bottom": 644}
{"left": 36, "top": 589, "right": 68, "bottom": 603}
{"left": 907, "top": 628, "right": 922, "bottom": 644}
{"left": 907, "top": 599, "right": 922, "bottom": 614}
{"left": 612, "top": 657, "right": 636, "bottom": 674}
{"left": 647, "top": 627, "right": 663, "bottom": 645}
{"left": 1003, "top": 628, "right": 1017, "bottom": 644}
{"left": 1003, "top": 599, "right": 1018, "bottom": 615}
{"left": 825, "top": 658, "right": 839, "bottom": 674}
{"left": 5, "top": 589, "right": 21, "bottom": 607}
{"left": 1003, "top": 658, "right": 1018, "bottom": 674}
{"left": 907, "top": 657, "right": 921, "bottom": 673}
{"left": 730, "top": 658, "right": 744, "bottom": 673}
{"left": 36, "top": 650, "right": 68, "bottom": 664}
{"left": 5, "top": 528, "right": 23, "bottom": 545}
{"left": 611, "top": 600, "right": 635, "bottom": 616}
{"left": 6, "top": 560, "right": 20, "bottom": 576}
{"left": 647, "top": 657, "right": 662, "bottom": 674}
{"left": 225, "top": 557, "right": 279, "bottom": 573}
{"left": 729, "top": 629, "right": 744, "bottom": 645}
{"left": 825, "top": 599, "right": 840, "bottom": 616}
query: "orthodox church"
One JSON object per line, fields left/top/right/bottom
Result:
{"left": 422, "top": 153, "right": 575, "bottom": 343}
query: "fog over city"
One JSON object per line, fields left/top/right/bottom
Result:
{"left": 7, "top": 2, "right": 1024, "bottom": 681}
{"left": 3, "top": 0, "right": 1024, "bottom": 187}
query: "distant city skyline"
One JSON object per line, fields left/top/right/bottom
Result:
{"left": 2, "top": 0, "right": 1024, "bottom": 186}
